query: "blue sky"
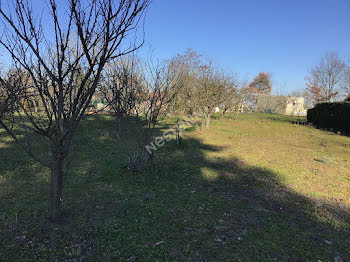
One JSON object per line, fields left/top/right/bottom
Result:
{"left": 1, "top": 0, "right": 349, "bottom": 94}
{"left": 142, "top": 0, "right": 350, "bottom": 94}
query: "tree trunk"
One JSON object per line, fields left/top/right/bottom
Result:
{"left": 50, "top": 157, "right": 64, "bottom": 221}
{"left": 206, "top": 114, "right": 211, "bottom": 129}
{"left": 221, "top": 109, "right": 227, "bottom": 119}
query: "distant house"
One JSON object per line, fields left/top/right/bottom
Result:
{"left": 255, "top": 95, "right": 307, "bottom": 116}
{"left": 344, "top": 94, "right": 350, "bottom": 102}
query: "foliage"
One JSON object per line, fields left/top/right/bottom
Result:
{"left": 248, "top": 72, "right": 272, "bottom": 94}
{"left": 242, "top": 72, "right": 272, "bottom": 109}
{"left": 307, "top": 102, "right": 350, "bottom": 133}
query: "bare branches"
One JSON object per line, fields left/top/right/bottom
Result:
{"left": 167, "top": 49, "right": 236, "bottom": 129}
{"left": 0, "top": 0, "right": 150, "bottom": 220}
{"left": 100, "top": 54, "right": 144, "bottom": 116}
{"left": 221, "top": 73, "right": 246, "bottom": 116}
{"left": 0, "top": 68, "right": 51, "bottom": 166}
{"left": 99, "top": 55, "right": 182, "bottom": 171}
{"left": 0, "top": 0, "right": 150, "bottom": 156}
{"left": 305, "top": 52, "right": 347, "bottom": 103}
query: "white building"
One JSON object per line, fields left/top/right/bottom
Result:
{"left": 255, "top": 95, "right": 307, "bottom": 116}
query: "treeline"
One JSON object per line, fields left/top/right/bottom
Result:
{"left": 92, "top": 48, "right": 274, "bottom": 128}
{"left": 0, "top": 48, "right": 276, "bottom": 178}
{"left": 0, "top": 0, "right": 274, "bottom": 221}
{"left": 83, "top": 49, "right": 274, "bottom": 171}
{"left": 164, "top": 49, "right": 272, "bottom": 128}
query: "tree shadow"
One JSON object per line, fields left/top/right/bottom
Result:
{"left": 0, "top": 117, "right": 349, "bottom": 261}
{"left": 152, "top": 137, "right": 350, "bottom": 260}
{"left": 307, "top": 124, "right": 350, "bottom": 137}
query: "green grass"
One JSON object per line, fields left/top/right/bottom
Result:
{"left": 0, "top": 113, "right": 349, "bottom": 261}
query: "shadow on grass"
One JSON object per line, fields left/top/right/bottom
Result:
{"left": 307, "top": 124, "right": 350, "bottom": 137}
{"left": 0, "top": 116, "right": 349, "bottom": 261}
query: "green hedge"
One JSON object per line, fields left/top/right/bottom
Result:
{"left": 307, "top": 102, "right": 350, "bottom": 132}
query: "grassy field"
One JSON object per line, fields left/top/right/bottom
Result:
{"left": 0, "top": 113, "right": 349, "bottom": 261}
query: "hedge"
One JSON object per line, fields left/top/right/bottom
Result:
{"left": 307, "top": 102, "right": 350, "bottom": 133}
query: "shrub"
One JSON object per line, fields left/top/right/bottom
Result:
{"left": 307, "top": 102, "right": 350, "bottom": 133}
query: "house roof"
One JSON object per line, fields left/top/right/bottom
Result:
{"left": 345, "top": 93, "right": 350, "bottom": 102}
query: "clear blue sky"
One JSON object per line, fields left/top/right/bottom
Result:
{"left": 143, "top": 0, "right": 350, "bottom": 94}
{"left": 1, "top": 0, "right": 349, "bottom": 94}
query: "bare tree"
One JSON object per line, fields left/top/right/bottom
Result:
{"left": 166, "top": 50, "right": 229, "bottom": 128}
{"left": 221, "top": 74, "right": 247, "bottom": 117}
{"left": 0, "top": 0, "right": 150, "bottom": 220}
{"left": 193, "top": 59, "right": 226, "bottom": 129}
{"left": 305, "top": 52, "right": 346, "bottom": 103}
{"left": 0, "top": 68, "right": 23, "bottom": 119}
{"left": 167, "top": 48, "right": 201, "bottom": 116}
{"left": 341, "top": 67, "right": 350, "bottom": 96}
{"left": 101, "top": 56, "right": 182, "bottom": 171}
{"left": 99, "top": 55, "right": 145, "bottom": 116}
